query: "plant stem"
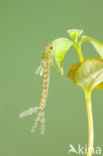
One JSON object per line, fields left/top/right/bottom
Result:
{"left": 85, "top": 90, "right": 94, "bottom": 156}
{"left": 73, "top": 42, "right": 84, "bottom": 62}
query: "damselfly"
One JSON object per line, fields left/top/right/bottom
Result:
{"left": 19, "top": 44, "right": 54, "bottom": 134}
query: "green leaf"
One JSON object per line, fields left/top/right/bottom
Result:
{"left": 67, "top": 29, "right": 83, "bottom": 41}
{"left": 67, "top": 58, "right": 103, "bottom": 91}
{"left": 80, "top": 35, "right": 103, "bottom": 58}
{"left": 52, "top": 38, "right": 73, "bottom": 76}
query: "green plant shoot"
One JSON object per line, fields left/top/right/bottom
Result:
{"left": 67, "top": 58, "right": 103, "bottom": 156}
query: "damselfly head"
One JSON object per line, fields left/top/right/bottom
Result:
{"left": 44, "top": 44, "right": 53, "bottom": 51}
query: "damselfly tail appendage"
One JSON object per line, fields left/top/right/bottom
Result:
{"left": 19, "top": 44, "right": 53, "bottom": 134}
{"left": 31, "top": 64, "right": 50, "bottom": 134}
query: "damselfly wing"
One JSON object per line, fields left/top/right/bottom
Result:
{"left": 35, "top": 60, "right": 45, "bottom": 76}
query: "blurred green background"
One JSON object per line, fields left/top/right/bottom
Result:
{"left": 0, "top": 0, "right": 103, "bottom": 155}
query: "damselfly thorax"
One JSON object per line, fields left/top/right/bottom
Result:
{"left": 35, "top": 44, "right": 53, "bottom": 76}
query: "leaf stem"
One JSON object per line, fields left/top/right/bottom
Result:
{"left": 85, "top": 90, "right": 94, "bottom": 156}
{"left": 73, "top": 42, "right": 84, "bottom": 62}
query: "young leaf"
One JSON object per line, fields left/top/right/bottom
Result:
{"left": 80, "top": 35, "right": 103, "bottom": 58}
{"left": 52, "top": 38, "right": 73, "bottom": 76}
{"left": 67, "top": 29, "right": 83, "bottom": 41}
{"left": 67, "top": 58, "right": 103, "bottom": 91}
